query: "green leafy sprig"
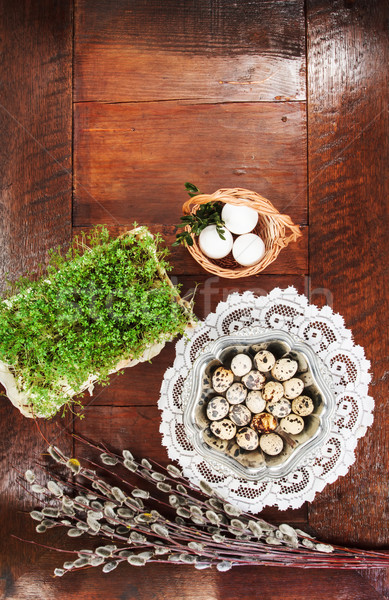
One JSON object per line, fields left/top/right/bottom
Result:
{"left": 173, "top": 183, "right": 226, "bottom": 247}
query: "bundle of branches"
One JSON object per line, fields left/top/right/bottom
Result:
{"left": 18, "top": 437, "right": 389, "bottom": 576}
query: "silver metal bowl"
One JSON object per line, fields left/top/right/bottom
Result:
{"left": 182, "top": 327, "right": 336, "bottom": 481}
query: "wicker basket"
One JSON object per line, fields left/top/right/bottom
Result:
{"left": 182, "top": 188, "right": 302, "bottom": 278}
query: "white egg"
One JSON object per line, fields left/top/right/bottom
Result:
{"left": 199, "top": 225, "right": 233, "bottom": 259}
{"left": 232, "top": 234, "right": 265, "bottom": 267}
{"left": 221, "top": 203, "right": 259, "bottom": 235}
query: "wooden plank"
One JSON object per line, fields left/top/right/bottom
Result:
{"left": 73, "top": 224, "right": 308, "bottom": 275}
{"left": 306, "top": 1, "right": 388, "bottom": 594}
{"left": 0, "top": 405, "right": 74, "bottom": 592}
{"left": 7, "top": 549, "right": 385, "bottom": 600}
{"left": 0, "top": 0, "right": 73, "bottom": 591}
{"left": 73, "top": 101, "right": 307, "bottom": 226}
{"left": 0, "top": 0, "right": 72, "bottom": 293}
{"left": 75, "top": 0, "right": 306, "bottom": 103}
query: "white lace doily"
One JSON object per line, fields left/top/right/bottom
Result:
{"left": 158, "top": 287, "right": 373, "bottom": 513}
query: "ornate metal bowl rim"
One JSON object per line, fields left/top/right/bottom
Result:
{"left": 182, "top": 327, "right": 336, "bottom": 481}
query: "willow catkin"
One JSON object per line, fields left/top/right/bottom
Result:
{"left": 22, "top": 442, "right": 389, "bottom": 577}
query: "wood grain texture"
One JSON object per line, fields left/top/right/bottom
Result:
{"left": 0, "top": 0, "right": 72, "bottom": 293}
{"left": 0, "top": 404, "right": 73, "bottom": 594}
{"left": 73, "top": 224, "right": 308, "bottom": 275}
{"left": 74, "top": 0, "right": 306, "bottom": 103}
{"left": 73, "top": 101, "right": 307, "bottom": 226}
{"left": 0, "top": 0, "right": 73, "bottom": 594}
{"left": 307, "top": 0, "right": 389, "bottom": 545}
{"left": 306, "top": 0, "right": 388, "bottom": 595}
{"left": 6, "top": 554, "right": 385, "bottom": 600}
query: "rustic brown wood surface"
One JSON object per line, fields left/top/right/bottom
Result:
{"left": 6, "top": 558, "right": 386, "bottom": 600}
{"left": 74, "top": 0, "right": 306, "bottom": 104}
{"left": 73, "top": 101, "right": 307, "bottom": 227}
{"left": 0, "top": 0, "right": 73, "bottom": 597}
{"left": 306, "top": 0, "right": 389, "bottom": 595}
{"left": 0, "top": 0, "right": 388, "bottom": 598}
{"left": 0, "top": 0, "right": 72, "bottom": 293}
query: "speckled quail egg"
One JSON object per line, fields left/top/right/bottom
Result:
{"left": 259, "top": 433, "right": 284, "bottom": 456}
{"left": 230, "top": 353, "right": 252, "bottom": 377}
{"left": 203, "top": 427, "right": 229, "bottom": 451}
{"left": 299, "top": 371, "right": 314, "bottom": 387}
{"left": 236, "top": 427, "right": 259, "bottom": 451}
{"left": 271, "top": 358, "right": 298, "bottom": 382}
{"left": 245, "top": 390, "right": 266, "bottom": 414}
{"left": 280, "top": 414, "right": 305, "bottom": 435}
{"left": 283, "top": 377, "right": 304, "bottom": 399}
{"left": 291, "top": 395, "right": 314, "bottom": 416}
{"left": 262, "top": 381, "right": 284, "bottom": 402}
{"left": 210, "top": 419, "right": 237, "bottom": 440}
{"left": 229, "top": 404, "right": 252, "bottom": 427}
{"left": 253, "top": 350, "right": 276, "bottom": 372}
{"left": 267, "top": 397, "right": 292, "bottom": 418}
{"left": 286, "top": 350, "right": 309, "bottom": 373}
{"left": 225, "top": 441, "right": 247, "bottom": 461}
{"left": 226, "top": 382, "right": 247, "bottom": 405}
{"left": 206, "top": 396, "right": 230, "bottom": 421}
{"left": 241, "top": 370, "right": 266, "bottom": 391}
{"left": 251, "top": 412, "right": 278, "bottom": 433}
{"left": 212, "top": 366, "right": 234, "bottom": 393}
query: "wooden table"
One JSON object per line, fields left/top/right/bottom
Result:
{"left": 0, "top": 1, "right": 388, "bottom": 598}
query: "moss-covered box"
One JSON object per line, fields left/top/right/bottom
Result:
{"left": 0, "top": 226, "right": 195, "bottom": 418}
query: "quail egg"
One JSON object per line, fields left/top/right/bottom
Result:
{"left": 212, "top": 366, "right": 234, "bottom": 393}
{"left": 267, "top": 397, "right": 292, "bottom": 418}
{"left": 262, "top": 381, "right": 284, "bottom": 402}
{"left": 226, "top": 383, "right": 247, "bottom": 405}
{"left": 251, "top": 412, "right": 278, "bottom": 433}
{"left": 210, "top": 419, "right": 237, "bottom": 440}
{"left": 236, "top": 427, "right": 259, "bottom": 451}
{"left": 283, "top": 378, "right": 304, "bottom": 400}
{"left": 245, "top": 390, "right": 266, "bottom": 414}
{"left": 280, "top": 414, "right": 305, "bottom": 435}
{"left": 253, "top": 350, "right": 276, "bottom": 372}
{"left": 299, "top": 371, "right": 314, "bottom": 387}
{"left": 271, "top": 358, "right": 298, "bottom": 382}
{"left": 229, "top": 404, "right": 252, "bottom": 427}
{"left": 206, "top": 396, "right": 230, "bottom": 421}
{"left": 259, "top": 433, "right": 284, "bottom": 456}
{"left": 241, "top": 370, "right": 266, "bottom": 390}
{"left": 292, "top": 395, "right": 314, "bottom": 416}
{"left": 230, "top": 353, "right": 252, "bottom": 377}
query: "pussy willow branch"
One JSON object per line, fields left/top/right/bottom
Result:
{"left": 16, "top": 436, "right": 389, "bottom": 577}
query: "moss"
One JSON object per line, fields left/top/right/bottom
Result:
{"left": 0, "top": 226, "right": 193, "bottom": 418}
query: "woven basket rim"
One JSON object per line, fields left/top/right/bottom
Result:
{"left": 182, "top": 188, "right": 302, "bottom": 279}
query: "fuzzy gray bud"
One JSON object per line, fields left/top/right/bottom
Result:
{"left": 100, "top": 453, "right": 119, "bottom": 466}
